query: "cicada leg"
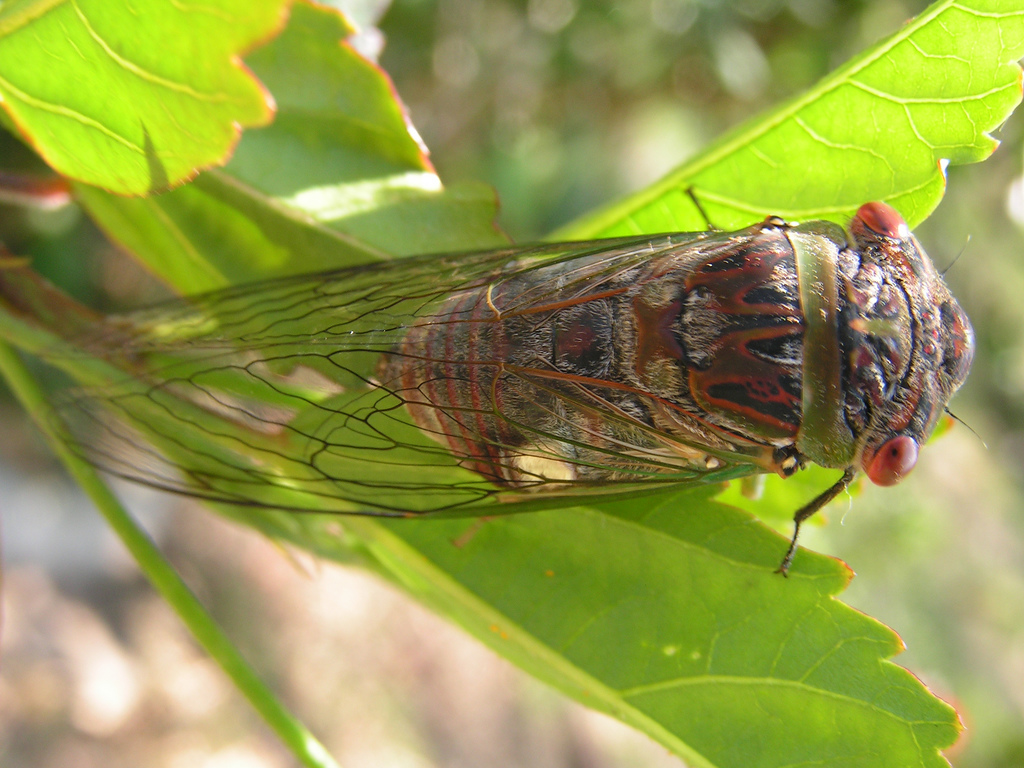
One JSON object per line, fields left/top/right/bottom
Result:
{"left": 685, "top": 187, "right": 715, "bottom": 230}
{"left": 776, "top": 467, "right": 857, "bottom": 576}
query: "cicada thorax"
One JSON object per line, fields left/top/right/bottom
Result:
{"left": 379, "top": 223, "right": 817, "bottom": 488}
{"left": 672, "top": 225, "right": 804, "bottom": 441}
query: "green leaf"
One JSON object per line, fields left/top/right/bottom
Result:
{"left": 225, "top": 0, "right": 505, "bottom": 258}
{"left": 557, "top": 0, "right": 1024, "bottom": 239}
{"left": 0, "top": 0, "right": 286, "bottom": 194}
{"left": 6, "top": 0, "right": 1020, "bottom": 766}
{"left": 251, "top": 491, "right": 959, "bottom": 768}
{"left": 167, "top": 1, "right": 1009, "bottom": 763}
{"left": 74, "top": 173, "right": 386, "bottom": 293}
{"left": 75, "top": 1, "right": 504, "bottom": 292}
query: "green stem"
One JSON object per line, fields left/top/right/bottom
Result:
{"left": 0, "top": 341, "right": 341, "bottom": 768}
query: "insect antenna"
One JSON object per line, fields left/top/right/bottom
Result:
{"left": 945, "top": 407, "right": 988, "bottom": 449}
{"left": 940, "top": 235, "right": 970, "bottom": 277}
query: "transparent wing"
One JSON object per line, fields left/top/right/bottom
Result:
{"left": 42, "top": 233, "right": 761, "bottom": 515}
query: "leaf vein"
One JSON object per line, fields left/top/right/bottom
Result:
{"left": 0, "top": 72, "right": 142, "bottom": 154}
{"left": 71, "top": 0, "right": 234, "bottom": 104}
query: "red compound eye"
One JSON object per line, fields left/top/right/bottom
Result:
{"left": 855, "top": 202, "right": 911, "bottom": 240}
{"left": 865, "top": 435, "right": 919, "bottom": 486}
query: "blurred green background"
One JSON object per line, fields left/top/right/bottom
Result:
{"left": 2, "top": 0, "right": 1023, "bottom": 766}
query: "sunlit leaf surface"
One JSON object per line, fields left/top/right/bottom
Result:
{"left": 0, "top": 0, "right": 285, "bottom": 194}
{"left": 560, "top": 0, "right": 1024, "bottom": 239}
{"left": 5, "top": 0, "right": 1020, "bottom": 765}
{"left": 76, "top": 1, "right": 505, "bottom": 293}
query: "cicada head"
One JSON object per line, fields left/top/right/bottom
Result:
{"left": 842, "top": 202, "right": 975, "bottom": 486}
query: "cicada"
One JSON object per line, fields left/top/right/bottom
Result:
{"left": 0, "top": 202, "right": 974, "bottom": 572}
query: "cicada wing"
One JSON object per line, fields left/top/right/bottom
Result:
{"left": 80, "top": 234, "right": 672, "bottom": 357}
{"left": 494, "top": 365, "right": 764, "bottom": 482}
{"left": 55, "top": 371, "right": 504, "bottom": 514}
{"left": 44, "top": 232, "right": 756, "bottom": 515}
{"left": 47, "top": 246, "right": 540, "bottom": 514}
